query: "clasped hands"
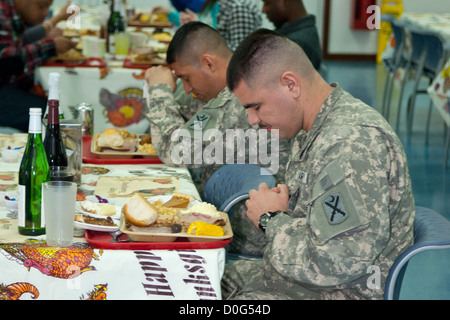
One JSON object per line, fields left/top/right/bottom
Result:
{"left": 246, "top": 183, "right": 289, "bottom": 230}
{"left": 145, "top": 66, "right": 177, "bottom": 92}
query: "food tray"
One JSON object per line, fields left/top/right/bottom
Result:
{"left": 82, "top": 136, "right": 163, "bottom": 164}
{"left": 120, "top": 214, "right": 233, "bottom": 243}
{"left": 85, "top": 229, "right": 232, "bottom": 250}
{"left": 128, "top": 21, "right": 174, "bottom": 28}
{"left": 123, "top": 58, "right": 166, "bottom": 69}
{"left": 44, "top": 57, "right": 107, "bottom": 68}
{"left": 90, "top": 133, "right": 159, "bottom": 159}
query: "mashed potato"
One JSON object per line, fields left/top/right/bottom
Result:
{"left": 181, "top": 202, "right": 220, "bottom": 218}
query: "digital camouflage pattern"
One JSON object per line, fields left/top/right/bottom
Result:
{"left": 145, "top": 83, "right": 291, "bottom": 255}
{"left": 222, "top": 84, "right": 415, "bottom": 300}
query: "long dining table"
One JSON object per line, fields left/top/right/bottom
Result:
{"left": 0, "top": 134, "right": 228, "bottom": 300}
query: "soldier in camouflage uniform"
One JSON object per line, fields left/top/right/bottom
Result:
{"left": 221, "top": 29, "right": 415, "bottom": 299}
{"left": 144, "top": 22, "right": 291, "bottom": 256}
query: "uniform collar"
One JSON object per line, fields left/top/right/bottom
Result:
{"left": 291, "top": 83, "right": 344, "bottom": 160}
{"left": 203, "top": 86, "right": 236, "bottom": 109}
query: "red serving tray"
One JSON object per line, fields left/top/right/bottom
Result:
{"left": 43, "top": 57, "right": 107, "bottom": 68}
{"left": 85, "top": 230, "right": 232, "bottom": 250}
{"left": 123, "top": 58, "right": 155, "bottom": 69}
{"left": 82, "top": 136, "right": 163, "bottom": 165}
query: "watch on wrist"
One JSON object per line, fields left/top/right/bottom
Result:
{"left": 258, "top": 211, "right": 280, "bottom": 233}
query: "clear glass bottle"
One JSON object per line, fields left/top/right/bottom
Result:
{"left": 18, "top": 108, "right": 50, "bottom": 236}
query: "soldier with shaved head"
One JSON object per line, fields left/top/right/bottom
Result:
{"left": 221, "top": 29, "right": 415, "bottom": 300}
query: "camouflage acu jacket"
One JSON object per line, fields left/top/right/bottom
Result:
{"left": 224, "top": 84, "right": 415, "bottom": 300}
{"left": 145, "top": 83, "right": 291, "bottom": 189}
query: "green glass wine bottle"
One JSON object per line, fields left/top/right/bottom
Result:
{"left": 18, "top": 108, "right": 50, "bottom": 236}
{"left": 107, "top": 0, "right": 125, "bottom": 54}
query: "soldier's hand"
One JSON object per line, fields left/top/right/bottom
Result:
{"left": 53, "top": 36, "right": 76, "bottom": 54}
{"left": 145, "top": 66, "right": 176, "bottom": 91}
{"left": 246, "top": 183, "right": 289, "bottom": 229}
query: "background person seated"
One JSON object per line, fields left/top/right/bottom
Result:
{"left": 0, "top": 0, "right": 75, "bottom": 132}
{"left": 261, "top": 0, "right": 322, "bottom": 70}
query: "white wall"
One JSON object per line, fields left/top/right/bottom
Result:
{"left": 54, "top": 0, "right": 450, "bottom": 56}
{"left": 325, "top": 0, "right": 450, "bottom": 56}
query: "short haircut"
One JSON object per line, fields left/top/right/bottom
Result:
{"left": 227, "top": 29, "right": 315, "bottom": 91}
{"left": 166, "top": 21, "right": 231, "bottom": 67}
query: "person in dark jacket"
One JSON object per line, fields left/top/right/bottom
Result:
{"left": 262, "top": 0, "right": 322, "bottom": 70}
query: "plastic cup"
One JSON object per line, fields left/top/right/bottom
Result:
{"left": 43, "top": 181, "right": 77, "bottom": 246}
{"left": 50, "top": 166, "right": 76, "bottom": 182}
{"left": 82, "top": 36, "right": 97, "bottom": 57}
{"left": 90, "top": 38, "right": 106, "bottom": 59}
{"left": 114, "top": 32, "right": 130, "bottom": 59}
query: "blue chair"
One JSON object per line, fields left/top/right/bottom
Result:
{"left": 384, "top": 206, "right": 450, "bottom": 300}
{"left": 202, "top": 164, "right": 276, "bottom": 217}
{"left": 404, "top": 28, "right": 448, "bottom": 139}
{"left": 202, "top": 164, "right": 276, "bottom": 262}
{"left": 381, "top": 16, "right": 409, "bottom": 120}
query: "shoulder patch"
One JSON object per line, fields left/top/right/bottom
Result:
{"left": 189, "top": 113, "right": 211, "bottom": 131}
{"left": 322, "top": 192, "right": 349, "bottom": 225}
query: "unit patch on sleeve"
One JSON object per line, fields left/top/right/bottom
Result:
{"left": 188, "top": 113, "right": 211, "bottom": 131}
{"left": 322, "top": 192, "right": 348, "bottom": 225}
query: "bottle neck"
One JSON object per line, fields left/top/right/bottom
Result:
{"left": 47, "top": 100, "right": 60, "bottom": 125}
{"left": 28, "top": 113, "right": 42, "bottom": 134}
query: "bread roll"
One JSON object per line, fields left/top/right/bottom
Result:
{"left": 97, "top": 128, "right": 124, "bottom": 148}
{"left": 123, "top": 194, "right": 159, "bottom": 227}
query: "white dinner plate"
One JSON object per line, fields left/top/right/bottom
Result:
{"left": 76, "top": 201, "right": 121, "bottom": 219}
{"left": 145, "top": 194, "right": 200, "bottom": 207}
{"left": 74, "top": 217, "right": 119, "bottom": 232}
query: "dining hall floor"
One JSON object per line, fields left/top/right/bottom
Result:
{"left": 323, "top": 60, "right": 450, "bottom": 221}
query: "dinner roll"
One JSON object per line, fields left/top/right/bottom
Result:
{"left": 97, "top": 128, "right": 124, "bottom": 148}
{"left": 123, "top": 194, "right": 159, "bottom": 227}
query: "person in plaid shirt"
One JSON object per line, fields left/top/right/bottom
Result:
{"left": 177, "top": 0, "right": 263, "bottom": 51}
{"left": 0, "top": 0, "right": 74, "bottom": 132}
{"left": 215, "top": 0, "right": 262, "bottom": 51}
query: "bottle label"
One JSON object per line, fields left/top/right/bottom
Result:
{"left": 109, "top": 34, "right": 115, "bottom": 54}
{"left": 18, "top": 184, "right": 25, "bottom": 227}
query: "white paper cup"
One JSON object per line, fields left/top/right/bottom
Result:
{"left": 90, "top": 38, "right": 106, "bottom": 59}
{"left": 81, "top": 36, "right": 97, "bottom": 57}
{"left": 130, "top": 32, "right": 147, "bottom": 49}
{"left": 43, "top": 181, "right": 77, "bottom": 246}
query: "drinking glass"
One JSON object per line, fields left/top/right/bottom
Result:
{"left": 114, "top": 32, "right": 130, "bottom": 59}
{"left": 43, "top": 181, "right": 77, "bottom": 246}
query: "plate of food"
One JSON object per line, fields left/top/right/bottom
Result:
{"left": 128, "top": 13, "right": 174, "bottom": 28}
{"left": 74, "top": 214, "right": 119, "bottom": 232}
{"left": 90, "top": 128, "right": 158, "bottom": 159}
{"left": 76, "top": 199, "right": 121, "bottom": 219}
{"left": 120, "top": 193, "right": 233, "bottom": 242}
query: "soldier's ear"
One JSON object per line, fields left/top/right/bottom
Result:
{"left": 200, "top": 54, "right": 216, "bottom": 73}
{"left": 280, "top": 71, "right": 300, "bottom": 99}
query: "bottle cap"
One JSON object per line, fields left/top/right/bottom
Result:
{"left": 48, "top": 72, "right": 61, "bottom": 86}
{"left": 48, "top": 72, "right": 61, "bottom": 100}
{"left": 29, "top": 108, "right": 42, "bottom": 115}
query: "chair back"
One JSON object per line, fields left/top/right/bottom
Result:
{"left": 422, "top": 31, "right": 447, "bottom": 76}
{"left": 384, "top": 207, "right": 450, "bottom": 300}
{"left": 407, "top": 25, "right": 428, "bottom": 66}
{"left": 390, "top": 19, "right": 407, "bottom": 66}
{"left": 202, "top": 164, "right": 276, "bottom": 215}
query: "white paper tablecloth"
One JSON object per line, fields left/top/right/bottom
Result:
{"left": 35, "top": 66, "right": 150, "bottom": 135}
{"left": 0, "top": 138, "right": 227, "bottom": 300}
